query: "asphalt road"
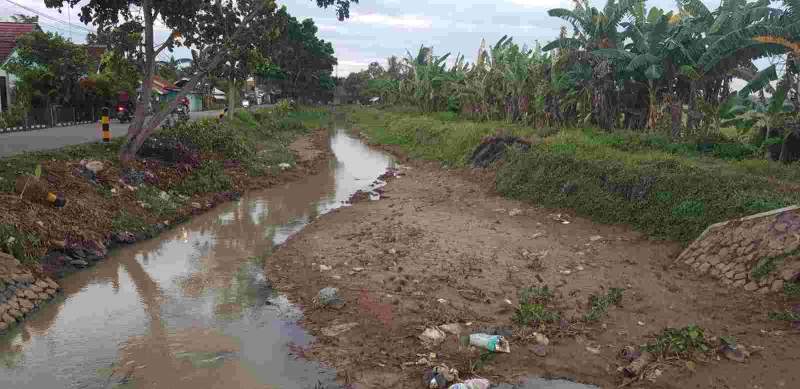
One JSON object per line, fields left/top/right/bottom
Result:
{"left": 0, "top": 109, "right": 224, "bottom": 158}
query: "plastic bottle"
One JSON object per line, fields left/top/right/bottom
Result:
{"left": 469, "top": 333, "right": 511, "bottom": 353}
{"left": 448, "top": 378, "right": 490, "bottom": 389}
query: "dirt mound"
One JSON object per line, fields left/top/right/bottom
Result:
{"left": 468, "top": 135, "right": 531, "bottom": 168}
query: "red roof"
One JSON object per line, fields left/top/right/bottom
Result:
{"left": 0, "top": 22, "right": 37, "bottom": 64}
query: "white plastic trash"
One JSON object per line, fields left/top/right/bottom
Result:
{"left": 448, "top": 378, "right": 490, "bottom": 389}
{"left": 469, "top": 333, "right": 511, "bottom": 353}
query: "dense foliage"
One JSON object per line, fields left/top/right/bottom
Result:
{"left": 348, "top": 0, "right": 800, "bottom": 162}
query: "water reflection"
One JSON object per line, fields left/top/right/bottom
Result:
{"left": 0, "top": 129, "right": 395, "bottom": 388}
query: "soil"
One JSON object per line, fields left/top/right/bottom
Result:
{"left": 265, "top": 149, "right": 800, "bottom": 388}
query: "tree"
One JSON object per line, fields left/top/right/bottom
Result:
{"left": 3, "top": 31, "right": 89, "bottom": 108}
{"left": 44, "top": 0, "right": 357, "bottom": 163}
{"left": 10, "top": 14, "right": 39, "bottom": 24}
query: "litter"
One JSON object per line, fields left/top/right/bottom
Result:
{"left": 469, "top": 333, "right": 510, "bottom": 353}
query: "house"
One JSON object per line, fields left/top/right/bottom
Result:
{"left": 0, "top": 22, "right": 38, "bottom": 113}
{"left": 174, "top": 78, "right": 203, "bottom": 112}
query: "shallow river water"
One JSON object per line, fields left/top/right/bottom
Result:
{"left": 0, "top": 129, "right": 595, "bottom": 389}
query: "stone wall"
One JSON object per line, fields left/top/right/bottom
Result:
{"left": 677, "top": 206, "right": 800, "bottom": 294}
{"left": 0, "top": 252, "right": 60, "bottom": 332}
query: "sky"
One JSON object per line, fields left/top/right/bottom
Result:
{"left": 1, "top": 0, "right": 727, "bottom": 76}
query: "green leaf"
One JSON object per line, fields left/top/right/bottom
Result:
{"left": 34, "top": 164, "right": 41, "bottom": 179}
{"left": 739, "top": 64, "right": 777, "bottom": 97}
{"left": 644, "top": 63, "right": 662, "bottom": 80}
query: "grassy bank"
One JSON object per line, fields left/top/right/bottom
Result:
{"left": 0, "top": 107, "right": 329, "bottom": 267}
{"left": 345, "top": 106, "right": 800, "bottom": 242}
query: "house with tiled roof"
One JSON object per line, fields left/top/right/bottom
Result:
{"left": 0, "top": 22, "right": 39, "bottom": 113}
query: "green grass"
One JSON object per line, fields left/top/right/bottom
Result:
{"left": 585, "top": 287, "right": 624, "bottom": 321}
{"left": 768, "top": 310, "right": 800, "bottom": 322}
{"left": 135, "top": 185, "right": 182, "bottom": 217}
{"left": 752, "top": 248, "right": 800, "bottom": 280}
{"left": 0, "top": 223, "right": 40, "bottom": 264}
{"left": 784, "top": 281, "right": 800, "bottom": 298}
{"left": 175, "top": 160, "right": 233, "bottom": 195}
{"left": 644, "top": 325, "right": 710, "bottom": 357}
{"left": 513, "top": 286, "right": 560, "bottom": 325}
{"left": 111, "top": 211, "right": 156, "bottom": 236}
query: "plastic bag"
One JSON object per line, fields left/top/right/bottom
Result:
{"left": 469, "top": 333, "right": 510, "bottom": 353}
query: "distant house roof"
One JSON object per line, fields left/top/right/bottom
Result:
{"left": 151, "top": 75, "right": 177, "bottom": 95}
{"left": 0, "top": 22, "right": 38, "bottom": 64}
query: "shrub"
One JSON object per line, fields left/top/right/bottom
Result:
{"left": 644, "top": 325, "right": 709, "bottom": 357}
{"left": 176, "top": 160, "right": 233, "bottom": 195}
{"left": 584, "top": 288, "right": 624, "bottom": 321}
{"left": 0, "top": 224, "right": 40, "bottom": 264}
{"left": 135, "top": 185, "right": 181, "bottom": 217}
{"left": 160, "top": 119, "right": 256, "bottom": 161}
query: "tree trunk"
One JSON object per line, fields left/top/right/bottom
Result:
{"left": 118, "top": 0, "right": 268, "bottom": 163}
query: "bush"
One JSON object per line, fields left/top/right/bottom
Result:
{"left": 135, "top": 185, "right": 182, "bottom": 217}
{"left": 176, "top": 160, "right": 233, "bottom": 195}
{"left": 160, "top": 118, "right": 256, "bottom": 161}
{"left": 0, "top": 224, "right": 40, "bottom": 264}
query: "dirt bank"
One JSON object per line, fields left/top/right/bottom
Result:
{"left": 266, "top": 156, "right": 800, "bottom": 388}
{"left": 0, "top": 128, "right": 333, "bottom": 334}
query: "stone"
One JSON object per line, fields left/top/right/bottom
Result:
{"left": 733, "top": 279, "right": 746, "bottom": 288}
{"left": 0, "top": 321, "right": 7, "bottom": 331}
{"left": 684, "top": 257, "right": 696, "bottom": 266}
{"left": 532, "top": 344, "right": 548, "bottom": 357}
{"left": 758, "top": 278, "right": 769, "bottom": 287}
{"left": 45, "top": 288, "right": 56, "bottom": 296}
{"left": 7, "top": 298, "right": 18, "bottom": 309}
{"left": 19, "top": 305, "right": 30, "bottom": 315}
{"left": 37, "top": 293, "right": 48, "bottom": 301}
{"left": 711, "top": 268, "right": 721, "bottom": 278}
{"left": 45, "top": 278, "right": 59, "bottom": 290}
{"left": 722, "top": 278, "right": 733, "bottom": 285}
{"left": 708, "top": 256, "right": 722, "bottom": 265}
{"left": 718, "top": 248, "right": 730, "bottom": 259}
{"left": 24, "top": 290, "right": 36, "bottom": 300}
{"left": 744, "top": 282, "right": 759, "bottom": 291}
{"left": 19, "top": 299, "right": 33, "bottom": 310}
{"left": 734, "top": 272, "right": 747, "bottom": 280}
{"left": 70, "top": 260, "right": 89, "bottom": 268}
{"left": 698, "top": 263, "right": 711, "bottom": 274}
{"left": 725, "top": 270, "right": 736, "bottom": 279}
{"left": 2, "top": 312, "right": 14, "bottom": 324}
{"left": 84, "top": 160, "right": 104, "bottom": 174}
{"left": 30, "top": 285, "right": 43, "bottom": 293}
{"left": 715, "top": 263, "right": 726, "bottom": 271}
{"left": 781, "top": 262, "right": 800, "bottom": 281}
{"left": 772, "top": 279, "right": 785, "bottom": 293}
{"left": 0, "top": 303, "right": 7, "bottom": 316}
{"left": 12, "top": 273, "right": 33, "bottom": 284}
{"left": 8, "top": 309, "right": 22, "bottom": 319}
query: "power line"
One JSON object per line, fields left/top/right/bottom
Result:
{"left": 4, "top": 0, "right": 95, "bottom": 33}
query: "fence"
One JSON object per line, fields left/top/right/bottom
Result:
{"left": 0, "top": 106, "right": 101, "bottom": 134}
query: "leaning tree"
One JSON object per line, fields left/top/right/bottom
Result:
{"left": 44, "top": 0, "right": 357, "bottom": 164}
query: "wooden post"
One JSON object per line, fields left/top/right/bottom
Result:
{"left": 101, "top": 107, "right": 111, "bottom": 143}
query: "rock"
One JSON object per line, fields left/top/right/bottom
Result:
{"left": 2, "top": 312, "right": 14, "bottom": 324}
{"left": 8, "top": 309, "right": 22, "bottom": 319}
{"left": 316, "top": 287, "right": 344, "bottom": 309}
{"left": 7, "top": 298, "right": 18, "bottom": 310}
{"left": 45, "top": 288, "right": 56, "bottom": 296}
{"left": 85, "top": 160, "right": 104, "bottom": 174}
{"left": 419, "top": 327, "right": 447, "bottom": 346}
{"left": 319, "top": 264, "right": 332, "bottom": 271}
{"left": 19, "top": 299, "right": 33, "bottom": 310}
{"left": 532, "top": 344, "right": 548, "bottom": 357}
{"left": 744, "top": 282, "right": 759, "bottom": 291}
{"left": 734, "top": 272, "right": 747, "bottom": 280}
{"left": 19, "top": 305, "right": 30, "bottom": 315}
{"left": 37, "top": 293, "right": 49, "bottom": 301}
{"left": 772, "top": 279, "right": 785, "bottom": 292}
{"left": 24, "top": 290, "right": 36, "bottom": 300}
{"left": 0, "top": 304, "right": 7, "bottom": 316}
{"left": 589, "top": 235, "right": 603, "bottom": 242}
{"left": 698, "top": 263, "right": 711, "bottom": 273}
{"left": 721, "top": 345, "right": 749, "bottom": 363}
{"left": 781, "top": 262, "right": 800, "bottom": 281}
{"left": 35, "top": 280, "right": 49, "bottom": 289}
{"left": 44, "top": 278, "right": 59, "bottom": 290}
{"left": 70, "top": 260, "right": 89, "bottom": 268}
{"left": 439, "top": 323, "right": 463, "bottom": 335}
{"left": 12, "top": 273, "right": 34, "bottom": 284}
{"left": 321, "top": 322, "right": 359, "bottom": 337}
{"left": 191, "top": 202, "right": 202, "bottom": 210}
{"left": 31, "top": 285, "right": 43, "bottom": 293}
{"left": 534, "top": 332, "right": 549, "bottom": 346}
{"left": 585, "top": 346, "right": 601, "bottom": 354}
{"left": 0, "top": 321, "right": 7, "bottom": 331}
{"left": 508, "top": 208, "right": 522, "bottom": 216}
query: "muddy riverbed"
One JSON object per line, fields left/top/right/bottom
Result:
{"left": 0, "top": 129, "right": 393, "bottom": 388}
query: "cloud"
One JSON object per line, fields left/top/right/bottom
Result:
{"left": 505, "top": 0, "right": 569, "bottom": 8}
{"left": 350, "top": 12, "right": 433, "bottom": 29}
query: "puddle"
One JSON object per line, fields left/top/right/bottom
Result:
{"left": 0, "top": 129, "right": 393, "bottom": 389}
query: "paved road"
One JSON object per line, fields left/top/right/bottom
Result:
{"left": 0, "top": 109, "right": 223, "bottom": 158}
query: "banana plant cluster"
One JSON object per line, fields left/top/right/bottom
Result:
{"left": 350, "top": 0, "right": 799, "bottom": 150}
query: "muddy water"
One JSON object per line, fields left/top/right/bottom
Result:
{"left": 0, "top": 129, "right": 393, "bottom": 389}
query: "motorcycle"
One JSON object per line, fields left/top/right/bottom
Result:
{"left": 115, "top": 103, "right": 133, "bottom": 123}
{"left": 175, "top": 102, "right": 190, "bottom": 122}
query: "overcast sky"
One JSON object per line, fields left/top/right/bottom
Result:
{"left": 2, "top": 0, "right": 728, "bottom": 76}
